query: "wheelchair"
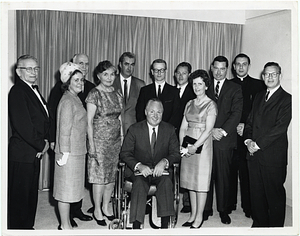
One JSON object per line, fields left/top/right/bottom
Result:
{"left": 109, "top": 162, "right": 180, "bottom": 229}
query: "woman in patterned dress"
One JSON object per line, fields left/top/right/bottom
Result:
{"left": 86, "top": 61, "right": 123, "bottom": 226}
{"left": 179, "top": 70, "right": 217, "bottom": 228}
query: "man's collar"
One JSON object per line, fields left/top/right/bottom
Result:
{"left": 237, "top": 74, "right": 248, "bottom": 80}
{"left": 120, "top": 74, "right": 132, "bottom": 81}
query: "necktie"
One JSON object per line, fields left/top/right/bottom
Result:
{"left": 215, "top": 81, "right": 220, "bottom": 100}
{"left": 123, "top": 79, "right": 127, "bottom": 104}
{"left": 265, "top": 90, "right": 270, "bottom": 101}
{"left": 158, "top": 85, "right": 162, "bottom": 98}
{"left": 178, "top": 87, "right": 181, "bottom": 98}
{"left": 32, "top": 85, "right": 47, "bottom": 105}
{"left": 150, "top": 127, "right": 156, "bottom": 156}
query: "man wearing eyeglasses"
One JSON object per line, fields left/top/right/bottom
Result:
{"left": 136, "top": 59, "right": 180, "bottom": 129}
{"left": 244, "top": 62, "right": 291, "bottom": 227}
{"left": 48, "top": 53, "right": 94, "bottom": 227}
{"left": 228, "top": 53, "right": 266, "bottom": 218}
{"left": 8, "top": 55, "right": 53, "bottom": 229}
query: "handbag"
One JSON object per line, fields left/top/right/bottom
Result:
{"left": 182, "top": 135, "right": 203, "bottom": 154}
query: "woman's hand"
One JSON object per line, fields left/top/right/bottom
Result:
{"left": 57, "top": 152, "right": 69, "bottom": 166}
{"left": 188, "top": 145, "right": 197, "bottom": 155}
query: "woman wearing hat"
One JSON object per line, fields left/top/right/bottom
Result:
{"left": 53, "top": 62, "right": 87, "bottom": 230}
{"left": 85, "top": 60, "right": 123, "bottom": 226}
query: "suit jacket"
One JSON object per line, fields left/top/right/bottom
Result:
{"left": 48, "top": 79, "right": 95, "bottom": 139}
{"left": 176, "top": 84, "right": 196, "bottom": 131}
{"left": 136, "top": 82, "right": 180, "bottom": 127}
{"left": 8, "top": 77, "right": 53, "bottom": 163}
{"left": 206, "top": 79, "right": 243, "bottom": 150}
{"left": 232, "top": 75, "right": 266, "bottom": 123}
{"left": 244, "top": 87, "right": 291, "bottom": 167}
{"left": 120, "top": 120, "right": 181, "bottom": 177}
{"left": 112, "top": 75, "right": 145, "bottom": 135}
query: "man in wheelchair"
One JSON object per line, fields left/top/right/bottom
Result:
{"left": 120, "top": 98, "right": 181, "bottom": 229}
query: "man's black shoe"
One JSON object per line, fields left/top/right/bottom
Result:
{"left": 70, "top": 218, "right": 78, "bottom": 227}
{"left": 72, "top": 211, "right": 93, "bottom": 221}
{"left": 203, "top": 210, "right": 213, "bottom": 221}
{"left": 180, "top": 206, "right": 191, "bottom": 213}
{"left": 219, "top": 212, "right": 231, "bottom": 224}
{"left": 133, "top": 220, "right": 141, "bottom": 229}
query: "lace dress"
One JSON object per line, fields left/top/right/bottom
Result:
{"left": 85, "top": 87, "right": 123, "bottom": 184}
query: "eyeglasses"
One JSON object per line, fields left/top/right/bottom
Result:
{"left": 18, "top": 67, "right": 40, "bottom": 73}
{"left": 263, "top": 72, "right": 279, "bottom": 78}
{"left": 153, "top": 69, "right": 166, "bottom": 74}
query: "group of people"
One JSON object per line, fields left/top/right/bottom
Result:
{"left": 7, "top": 51, "right": 291, "bottom": 230}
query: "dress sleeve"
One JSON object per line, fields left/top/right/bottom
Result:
{"left": 207, "top": 100, "right": 218, "bottom": 117}
{"left": 183, "top": 100, "right": 192, "bottom": 116}
{"left": 85, "top": 88, "right": 98, "bottom": 106}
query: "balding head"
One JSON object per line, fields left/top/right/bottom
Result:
{"left": 73, "top": 53, "right": 89, "bottom": 77}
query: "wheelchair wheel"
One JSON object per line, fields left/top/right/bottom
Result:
{"left": 109, "top": 219, "right": 122, "bottom": 229}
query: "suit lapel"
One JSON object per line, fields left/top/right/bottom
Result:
{"left": 20, "top": 79, "right": 49, "bottom": 119}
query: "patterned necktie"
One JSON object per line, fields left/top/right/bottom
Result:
{"left": 150, "top": 127, "right": 156, "bottom": 156}
{"left": 158, "top": 85, "right": 162, "bottom": 98}
{"left": 32, "top": 85, "right": 47, "bottom": 105}
{"left": 123, "top": 79, "right": 127, "bottom": 104}
{"left": 265, "top": 90, "right": 270, "bottom": 101}
{"left": 215, "top": 81, "right": 220, "bottom": 100}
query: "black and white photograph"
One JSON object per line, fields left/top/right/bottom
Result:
{"left": 1, "top": 0, "right": 298, "bottom": 235}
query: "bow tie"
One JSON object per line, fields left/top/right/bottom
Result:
{"left": 32, "top": 85, "right": 39, "bottom": 90}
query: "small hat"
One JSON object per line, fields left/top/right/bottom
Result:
{"left": 59, "top": 62, "right": 82, "bottom": 83}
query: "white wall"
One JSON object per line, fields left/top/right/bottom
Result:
{"left": 242, "top": 10, "right": 296, "bottom": 207}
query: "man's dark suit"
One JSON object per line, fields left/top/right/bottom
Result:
{"left": 8, "top": 77, "right": 52, "bottom": 229}
{"left": 48, "top": 79, "right": 95, "bottom": 217}
{"left": 229, "top": 75, "right": 266, "bottom": 214}
{"left": 244, "top": 86, "right": 291, "bottom": 227}
{"left": 205, "top": 79, "right": 243, "bottom": 214}
{"left": 176, "top": 84, "right": 196, "bottom": 135}
{"left": 120, "top": 120, "right": 181, "bottom": 224}
{"left": 136, "top": 83, "right": 180, "bottom": 127}
{"left": 112, "top": 75, "right": 145, "bottom": 135}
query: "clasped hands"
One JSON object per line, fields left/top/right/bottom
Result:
{"left": 137, "top": 160, "right": 167, "bottom": 178}
{"left": 180, "top": 145, "right": 197, "bottom": 158}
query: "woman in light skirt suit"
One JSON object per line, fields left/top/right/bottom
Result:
{"left": 53, "top": 62, "right": 87, "bottom": 230}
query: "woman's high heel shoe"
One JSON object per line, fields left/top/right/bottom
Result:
{"left": 93, "top": 213, "right": 107, "bottom": 226}
{"left": 182, "top": 221, "right": 194, "bottom": 227}
{"left": 190, "top": 220, "right": 204, "bottom": 229}
{"left": 102, "top": 212, "right": 115, "bottom": 221}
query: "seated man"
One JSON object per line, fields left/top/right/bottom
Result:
{"left": 120, "top": 98, "right": 180, "bottom": 229}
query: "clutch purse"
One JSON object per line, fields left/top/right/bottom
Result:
{"left": 182, "top": 135, "right": 203, "bottom": 154}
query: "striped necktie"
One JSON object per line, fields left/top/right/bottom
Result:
{"left": 215, "top": 81, "right": 220, "bottom": 100}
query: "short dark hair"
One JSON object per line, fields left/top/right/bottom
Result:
{"left": 175, "top": 62, "right": 192, "bottom": 74}
{"left": 94, "top": 60, "right": 116, "bottom": 85}
{"left": 189, "top": 69, "right": 211, "bottom": 87}
{"left": 263, "top": 62, "right": 281, "bottom": 74}
{"left": 61, "top": 70, "right": 83, "bottom": 92}
{"left": 119, "top": 52, "right": 136, "bottom": 64}
{"left": 17, "top": 55, "right": 38, "bottom": 66}
{"left": 151, "top": 59, "right": 167, "bottom": 70}
{"left": 212, "top": 56, "right": 229, "bottom": 68}
{"left": 233, "top": 53, "right": 251, "bottom": 64}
